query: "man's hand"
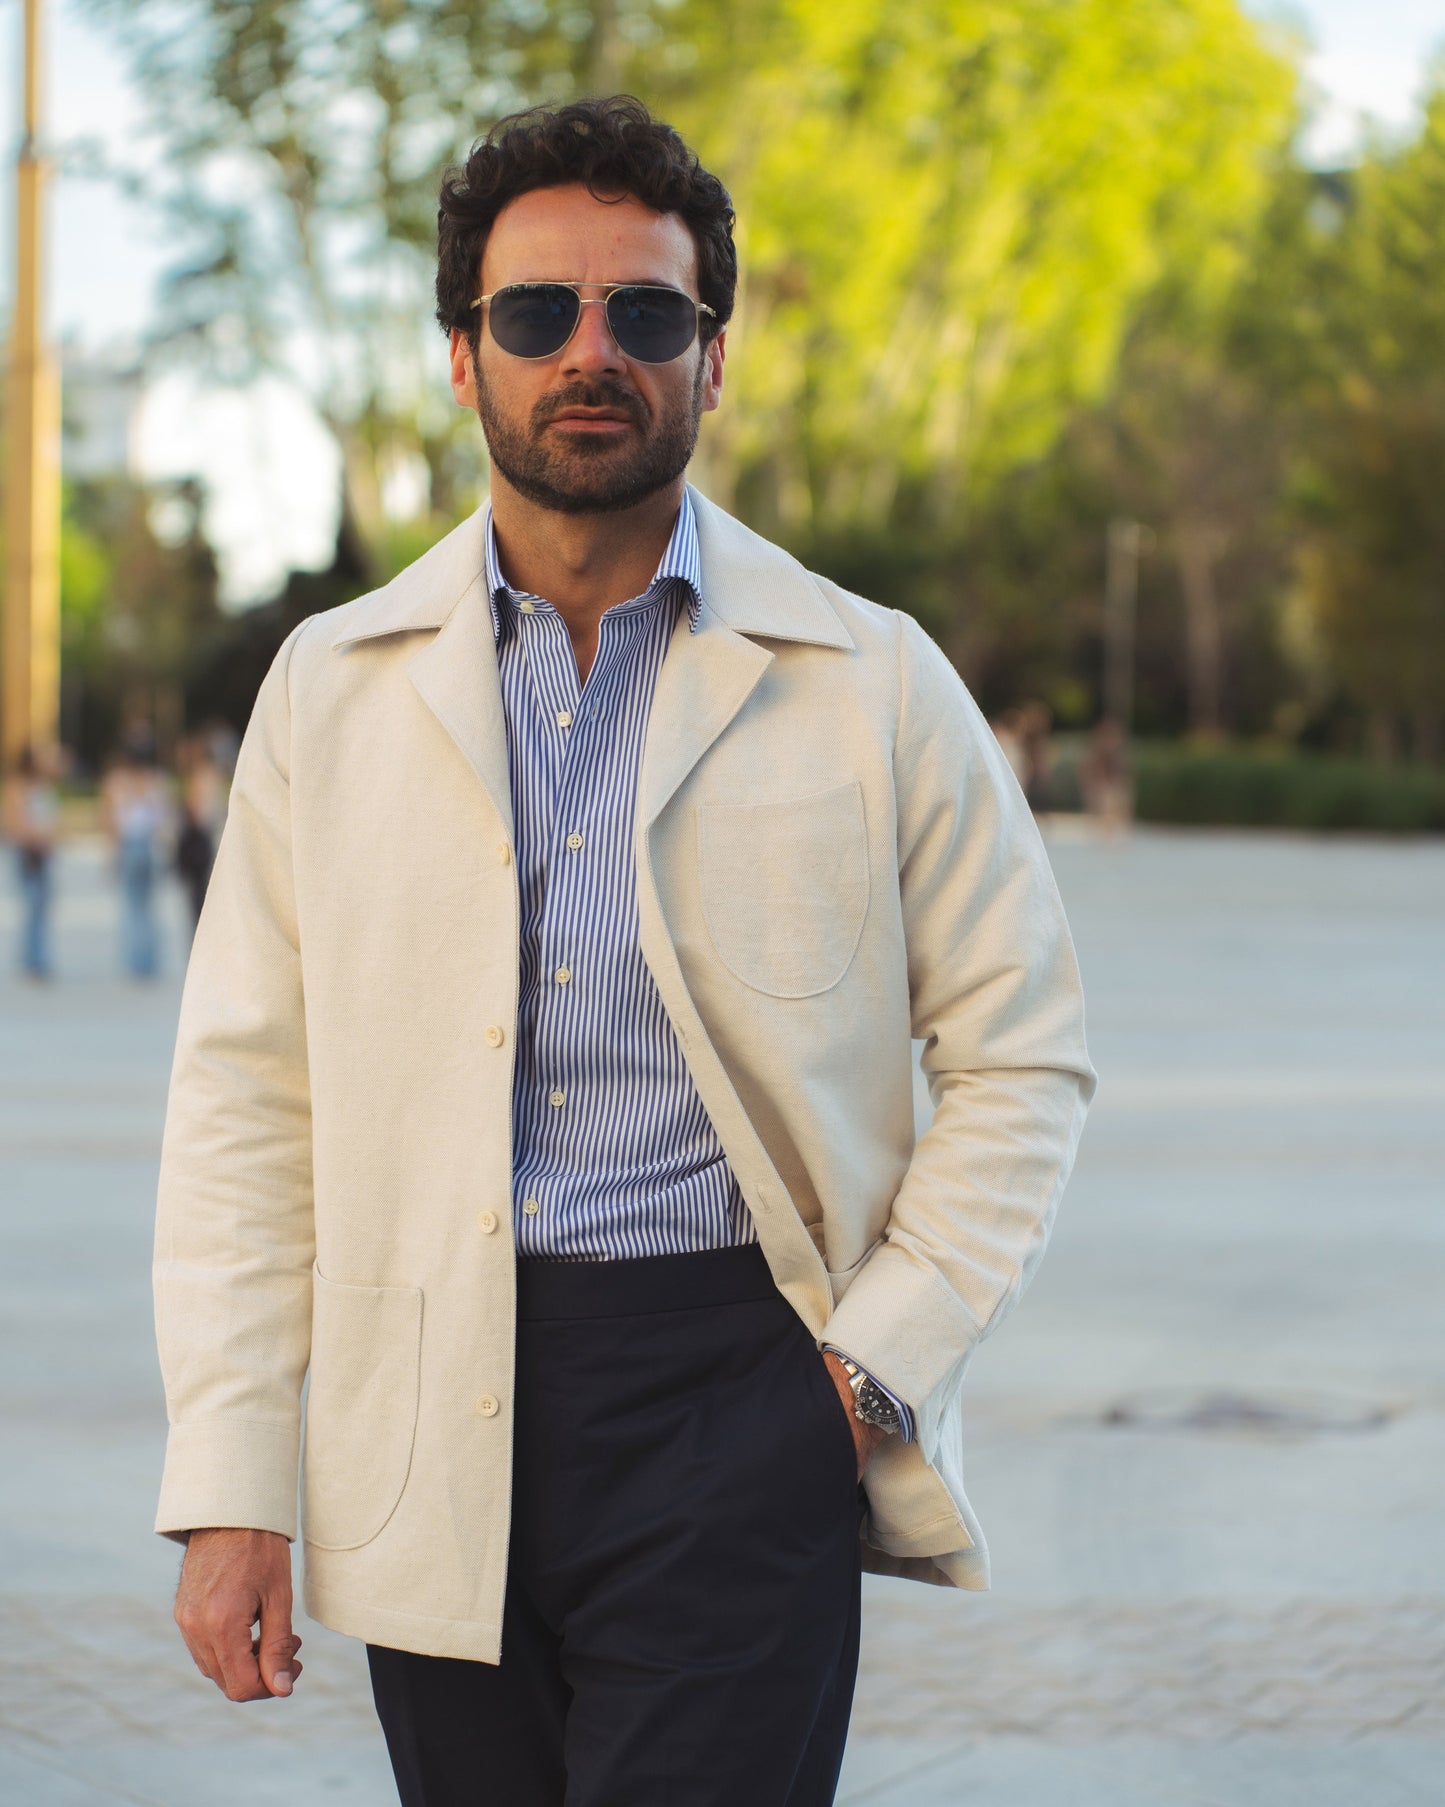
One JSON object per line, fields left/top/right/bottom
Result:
{"left": 174, "top": 1527, "right": 302, "bottom": 1702}
{"left": 821, "top": 1351, "right": 888, "bottom": 1482}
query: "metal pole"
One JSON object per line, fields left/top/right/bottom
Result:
{"left": 1104, "top": 519, "right": 1142, "bottom": 734}
{"left": 3, "top": 0, "right": 62, "bottom": 769}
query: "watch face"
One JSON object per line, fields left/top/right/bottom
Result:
{"left": 856, "top": 1378, "right": 900, "bottom": 1428}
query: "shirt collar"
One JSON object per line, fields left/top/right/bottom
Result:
{"left": 483, "top": 491, "right": 703, "bottom": 643}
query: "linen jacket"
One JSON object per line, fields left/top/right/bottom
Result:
{"left": 153, "top": 485, "right": 1097, "bottom": 1664}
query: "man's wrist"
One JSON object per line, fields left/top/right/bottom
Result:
{"left": 822, "top": 1346, "right": 914, "bottom": 1441}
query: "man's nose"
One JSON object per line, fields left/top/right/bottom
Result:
{"left": 560, "top": 298, "right": 627, "bottom": 376}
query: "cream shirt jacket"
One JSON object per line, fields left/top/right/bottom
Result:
{"left": 153, "top": 486, "right": 1097, "bottom": 1664}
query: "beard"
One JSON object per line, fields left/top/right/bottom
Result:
{"left": 474, "top": 357, "right": 706, "bottom": 516}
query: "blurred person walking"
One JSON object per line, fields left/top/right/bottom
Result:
{"left": 1017, "top": 699, "right": 1056, "bottom": 813}
{"left": 989, "top": 706, "right": 1029, "bottom": 790}
{"left": 1081, "top": 719, "right": 1134, "bottom": 838}
{"left": 152, "top": 98, "right": 1095, "bottom": 1807}
{"left": 102, "top": 729, "right": 171, "bottom": 980}
{"left": 174, "top": 734, "right": 228, "bottom": 937}
{"left": 2, "top": 745, "right": 61, "bottom": 980}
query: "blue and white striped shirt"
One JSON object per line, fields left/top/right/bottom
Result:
{"left": 485, "top": 495, "right": 913, "bottom": 1439}
{"left": 488, "top": 494, "right": 755, "bottom": 1262}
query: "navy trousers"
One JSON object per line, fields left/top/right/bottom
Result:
{"left": 367, "top": 1245, "right": 865, "bottom": 1806}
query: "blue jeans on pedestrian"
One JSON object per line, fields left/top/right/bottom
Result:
{"left": 14, "top": 848, "right": 52, "bottom": 977}
{"left": 118, "top": 835, "right": 160, "bottom": 978}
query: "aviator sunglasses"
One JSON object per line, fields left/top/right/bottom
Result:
{"left": 471, "top": 281, "right": 716, "bottom": 364}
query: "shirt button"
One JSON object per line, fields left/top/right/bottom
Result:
{"left": 522, "top": 1197, "right": 540, "bottom": 1216}
{"left": 554, "top": 966, "right": 571, "bottom": 985}
{"left": 565, "top": 832, "right": 584, "bottom": 852}
{"left": 548, "top": 1088, "right": 565, "bottom": 1109}
{"left": 476, "top": 1394, "right": 500, "bottom": 1417}
{"left": 556, "top": 709, "right": 573, "bottom": 728}
{"left": 485, "top": 1024, "right": 505, "bottom": 1048}
{"left": 518, "top": 600, "right": 535, "bottom": 614}
{"left": 498, "top": 841, "right": 511, "bottom": 865}
{"left": 477, "top": 1210, "right": 498, "bottom": 1234}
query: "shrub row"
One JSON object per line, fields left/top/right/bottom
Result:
{"left": 1129, "top": 746, "right": 1445, "bottom": 833}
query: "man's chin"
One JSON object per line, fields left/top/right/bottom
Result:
{"left": 496, "top": 451, "right": 683, "bottom": 517}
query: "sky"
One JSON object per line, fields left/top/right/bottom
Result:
{"left": 2, "top": 0, "right": 1443, "bottom": 604}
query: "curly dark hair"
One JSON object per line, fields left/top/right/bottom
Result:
{"left": 436, "top": 95, "right": 736, "bottom": 353}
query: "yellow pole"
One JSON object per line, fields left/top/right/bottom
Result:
{"left": 3, "top": 0, "right": 62, "bottom": 769}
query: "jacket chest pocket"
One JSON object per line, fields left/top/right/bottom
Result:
{"left": 303, "top": 1267, "right": 423, "bottom": 1551}
{"left": 696, "top": 779, "right": 870, "bottom": 998}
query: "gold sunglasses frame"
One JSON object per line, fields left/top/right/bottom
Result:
{"left": 468, "top": 281, "right": 717, "bottom": 362}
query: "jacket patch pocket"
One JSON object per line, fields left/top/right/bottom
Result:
{"left": 303, "top": 1267, "right": 422, "bottom": 1552}
{"left": 697, "top": 779, "right": 870, "bottom": 998}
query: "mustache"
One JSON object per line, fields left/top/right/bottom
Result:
{"left": 532, "top": 380, "right": 649, "bottom": 430}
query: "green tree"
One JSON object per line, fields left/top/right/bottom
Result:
{"left": 1232, "top": 82, "right": 1445, "bottom": 757}
{"left": 86, "top": 0, "right": 1297, "bottom": 581}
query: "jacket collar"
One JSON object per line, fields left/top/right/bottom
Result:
{"left": 330, "top": 509, "right": 488, "bottom": 648}
{"left": 329, "top": 484, "right": 854, "bottom": 653}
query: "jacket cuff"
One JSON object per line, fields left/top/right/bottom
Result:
{"left": 154, "top": 1416, "right": 301, "bottom": 1545}
{"left": 819, "top": 1241, "right": 983, "bottom": 1462}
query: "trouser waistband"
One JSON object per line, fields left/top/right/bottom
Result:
{"left": 514, "top": 1243, "right": 777, "bottom": 1321}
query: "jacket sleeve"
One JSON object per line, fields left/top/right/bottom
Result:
{"left": 818, "top": 609, "right": 1097, "bottom": 1465}
{"left": 153, "top": 622, "right": 315, "bottom": 1543}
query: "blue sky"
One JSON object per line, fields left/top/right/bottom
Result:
{"left": 2, "top": 0, "right": 1443, "bottom": 600}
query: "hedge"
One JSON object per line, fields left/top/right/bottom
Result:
{"left": 1128, "top": 746, "right": 1445, "bottom": 833}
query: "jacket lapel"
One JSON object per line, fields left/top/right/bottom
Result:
{"left": 637, "top": 486, "right": 855, "bottom": 829}
{"left": 329, "top": 508, "right": 513, "bottom": 838}
{"left": 406, "top": 574, "right": 514, "bottom": 841}
{"left": 637, "top": 604, "right": 773, "bottom": 830}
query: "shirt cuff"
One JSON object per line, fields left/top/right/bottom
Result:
{"left": 822, "top": 1345, "right": 915, "bottom": 1442}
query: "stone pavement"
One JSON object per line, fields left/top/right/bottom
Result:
{"left": 2, "top": 826, "right": 1442, "bottom": 1805}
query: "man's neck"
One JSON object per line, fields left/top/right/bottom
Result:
{"left": 488, "top": 475, "right": 686, "bottom": 625}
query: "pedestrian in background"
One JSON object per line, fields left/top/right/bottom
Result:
{"left": 102, "top": 728, "right": 171, "bottom": 980}
{"left": 2, "top": 744, "right": 61, "bottom": 980}
{"left": 1017, "top": 699, "right": 1056, "bottom": 813}
{"left": 1080, "top": 718, "right": 1134, "bottom": 838}
{"left": 174, "top": 734, "right": 228, "bottom": 938}
{"left": 989, "top": 707, "right": 1029, "bottom": 791}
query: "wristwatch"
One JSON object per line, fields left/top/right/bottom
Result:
{"left": 835, "top": 1356, "right": 902, "bottom": 1433}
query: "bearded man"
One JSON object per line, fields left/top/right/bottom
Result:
{"left": 154, "top": 95, "right": 1096, "bottom": 1807}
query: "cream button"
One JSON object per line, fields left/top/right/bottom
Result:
{"left": 565, "top": 831, "right": 584, "bottom": 852}
{"left": 554, "top": 966, "right": 571, "bottom": 985}
{"left": 485, "top": 1024, "right": 505, "bottom": 1048}
{"left": 477, "top": 1210, "right": 498, "bottom": 1234}
{"left": 548, "top": 1088, "right": 565, "bottom": 1108}
{"left": 522, "top": 1196, "right": 540, "bottom": 1216}
{"left": 556, "top": 709, "right": 573, "bottom": 728}
{"left": 498, "top": 841, "right": 512, "bottom": 865}
{"left": 518, "top": 600, "right": 536, "bottom": 614}
{"left": 476, "top": 1394, "right": 499, "bottom": 1417}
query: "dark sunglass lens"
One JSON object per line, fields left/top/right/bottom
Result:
{"left": 488, "top": 285, "right": 580, "bottom": 358}
{"left": 606, "top": 287, "right": 698, "bottom": 362}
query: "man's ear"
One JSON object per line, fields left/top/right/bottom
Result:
{"left": 701, "top": 325, "right": 726, "bottom": 414}
{"left": 449, "top": 328, "right": 477, "bottom": 409}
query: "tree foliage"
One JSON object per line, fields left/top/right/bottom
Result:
{"left": 82, "top": 0, "right": 1295, "bottom": 555}
{"left": 76, "top": 2, "right": 1445, "bottom": 761}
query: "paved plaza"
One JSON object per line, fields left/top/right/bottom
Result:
{"left": 2, "top": 825, "right": 1442, "bottom": 1805}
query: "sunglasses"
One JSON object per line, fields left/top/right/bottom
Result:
{"left": 470, "top": 282, "right": 717, "bottom": 364}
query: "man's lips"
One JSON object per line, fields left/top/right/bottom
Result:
{"left": 545, "top": 407, "right": 637, "bottom": 432}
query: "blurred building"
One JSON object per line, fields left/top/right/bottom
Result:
{"left": 60, "top": 344, "right": 145, "bottom": 481}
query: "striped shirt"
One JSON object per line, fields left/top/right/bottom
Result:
{"left": 485, "top": 495, "right": 913, "bottom": 1439}
{"left": 488, "top": 494, "right": 753, "bottom": 1262}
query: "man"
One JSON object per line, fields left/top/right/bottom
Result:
{"left": 156, "top": 96, "right": 1096, "bottom": 1806}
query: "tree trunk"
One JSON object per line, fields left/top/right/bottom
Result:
{"left": 586, "top": 0, "right": 625, "bottom": 94}
{"left": 1175, "top": 521, "right": 1225, "bottom": 741}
